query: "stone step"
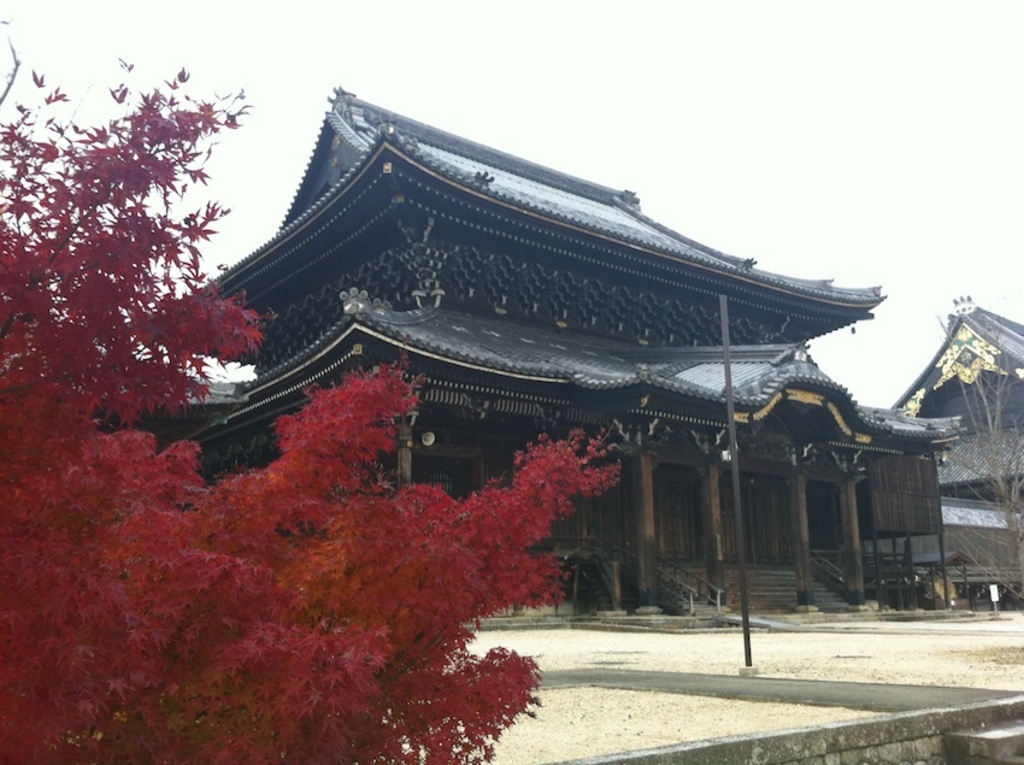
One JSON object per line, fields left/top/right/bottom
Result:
{"left": 946, "top": 720, "right": 1024, "bottom": 764}
{"left": 722, "top": 566, "right": 850, "bottom": 613}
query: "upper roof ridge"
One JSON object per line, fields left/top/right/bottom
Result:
{"left": 327, "top": 91, "right": 883, "bottom": 302}
{"left": 221, "top": 87, "right": 887, "bottom": 318}
{"left": 333, "top": 91, "right": 627, "bottom": 210}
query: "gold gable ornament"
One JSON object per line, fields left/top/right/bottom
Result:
{"left": 904, "top": 388, "right": 926, "bottom": 418}
{"left": 933, "top": 325, "right": 1005, "bottom": 390}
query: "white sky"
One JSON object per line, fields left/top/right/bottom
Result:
{"left": 6, "top": 1, "right": 1023, "bottom": 409}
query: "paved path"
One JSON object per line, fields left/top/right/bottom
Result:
{"left": 542, "top": 668, "right": 1020, "bottom": 712}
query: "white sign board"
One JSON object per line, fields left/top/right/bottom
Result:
{"left": 990, "top": 584, "right": 1000, "bottom": 602}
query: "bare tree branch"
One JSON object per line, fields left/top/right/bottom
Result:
{"left": 0, "top": 33, "right": 20, "bottom": 110}
{"left": 955, "top": 370, "right": 1024, "bottom": 600}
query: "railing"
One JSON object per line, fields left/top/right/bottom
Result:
{"left": 617, "top": 546, "right": 724, "bottom": 615}
{"left": 862, "top": 551, "right": 912, "bottom": 575}
{"left": 809, "top": 549, "right": 846, "bottom": 598}
{"left": 544, "top": 537, "right": 726, "bottom": 615}
{"left": 657, "top": 556, "right": 725, "bottom": 613}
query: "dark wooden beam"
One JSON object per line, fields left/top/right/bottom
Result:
{"left": 841, "top": 475, "right": 866, "bottom": 607}
{"left": 788, "top": 469, "right": 816, "bottom": 610}
{"left": 634, "top": 450, "right": 659, "bottom": 610}
{"left": 700, "top": 459, "right": 725, "bottom": 596}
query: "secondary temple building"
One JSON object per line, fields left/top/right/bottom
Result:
{"left": 200, "top": 89, "right": 959, "bottom": 614}
{"left": 898, "top": 300, "right": 1024, "bottom": 609}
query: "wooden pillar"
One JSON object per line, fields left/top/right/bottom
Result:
{"left": 700, "top": 459, "right": 725, "bottom": 596}
{"left": 634, "top": 450, "right": 660, "bottom": 611}
{"left": 472, "top": 453, "right": 486, "bottom": 492}
{"left": 788, "top": 469, "right": 816, "bottom": 610}
{"left": 397, "top": 424, "right": 413, "bottom": 488}
{"left": 840, "top": 475, "right": 866, "bottom": 607}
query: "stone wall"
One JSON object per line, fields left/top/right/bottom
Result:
{"left": 557, "top": 696, "right": 1024, "bottom": 765}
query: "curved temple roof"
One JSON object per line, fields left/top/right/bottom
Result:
{"left": 205, "top": 89, "right": 965, "bottom": 454}
{"left": 222, "top": 89, "right": 884, "bottom": 316}
{"left": 240, "top": 300, "right": 957, "bottom": 446}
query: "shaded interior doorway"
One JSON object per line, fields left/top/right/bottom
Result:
{"left": 807, "top": 480, "right": 842, "bottom": 551}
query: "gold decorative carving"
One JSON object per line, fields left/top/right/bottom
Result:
{"left": 639, "top": 394, "right": 650, "bottom": 408}
{"left": 903, "top": 388, "right": 926, "bottom": 418}
{"left": 787, "top": 389, "right": 825, "bottom": 406}
{"left": 352, "top": 343, "right": 363, "bottom": 356}
{"left": 751, "top": 391, "right": 784, "bottom": 422}
{"left": 827, "top": 402, "right": 854, "bottom": 436}
{"left": 933, "top": 325, "right": 1005, "bottom": 390}
{"left": 731, "top": 386, "right": 871, "bottom": 441}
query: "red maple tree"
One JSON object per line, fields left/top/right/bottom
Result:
{"left": 0, "top": 66, "right": 618, "bottom": 763}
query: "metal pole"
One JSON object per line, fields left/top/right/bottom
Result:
{"left": 873, "top": 534, "right": 883, "bottom": 611}
{"left": 892, "top": 536, "right": 904, "bottom": 611}
{"left": 938, "top": 530, "right": 951, "bottom": 611}
{"left": 397, "top": 424, "right": 413, "bottom": 488}
{"left": 720, "top": 295, "right": 753, "bottom": 669}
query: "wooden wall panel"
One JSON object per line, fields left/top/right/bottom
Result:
{"left": 868, "top": 456, "right": 942, "bottom": 535}
{"left": 653, "top": 466, "right": 702, "bottom": 561}
{"left": 719, "top": 475, "right": 793, "bottom": 564}
{"left": 747, "top": 479, "right": 793, "bottom": 564}
{"left": 549, "top": 464, "right": 632, "bottom": 551}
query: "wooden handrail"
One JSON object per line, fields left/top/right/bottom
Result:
{"left": 546, "top": 537, "right": 727, "bottom": 614}
{"left": 809, "top": 549, "right": 846, "bottom": 585}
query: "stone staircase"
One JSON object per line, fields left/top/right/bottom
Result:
{"left": 808, "top": 575, "right": 852, "bottom": 613}
{"left": 591, "top": 556, "right": 860, "bottom": 616}
{"left": 947, "top": 719, "right": 1024, "bottom": 764}
{"left": 656, "top": 562, "right": 723, "bottom": 617}
{"left": 586, "top": 558, "right": 721, "bottom": 617}
{"left": 723, "top": 565, "right": 850, "bottom": 613}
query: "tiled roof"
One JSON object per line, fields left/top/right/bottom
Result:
{"left": 321, "top": 304, "right": 955, "bottom": 440}
{"left": 858, "top": 406, "right": 961, "bottom": 440}
{"left": 357, "top": 305, "right": 815, "bottom": 400}
{"left": 376, "top": 99, "right": 883, "bottom": 307}
{"left": 938, "top": 431, "right": 1024, "bottom": 487}
{"left": 966, "top": 307, "right": 1024, "bottom": 367}
{"left": 223, "top": 90, "right": 884, "bottom": 311}
{"left": 941, "top": 497, "right": 1009, "bottom": 530}
{"left": 409, "top": 141, "right": 743, "bottom": 273}
{"left": 205, "top": 380, "right": 247, "bottom": 403}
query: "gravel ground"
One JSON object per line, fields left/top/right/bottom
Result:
{"left": 471, "top": 613, "right": 1024, "bottom": 765}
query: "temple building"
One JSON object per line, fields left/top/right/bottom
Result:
{"left": 898, "top": 300, "right": 1024, "bottom": 609}
{"left": 199, "top": 89, "right": 958, "bottom": 614}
